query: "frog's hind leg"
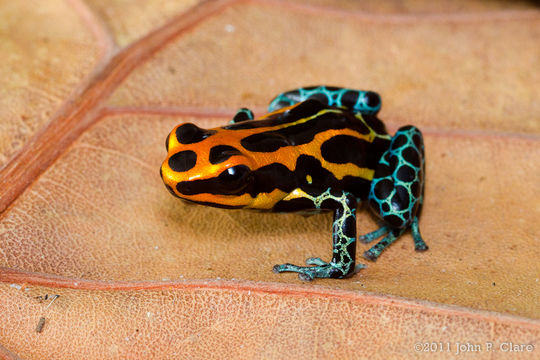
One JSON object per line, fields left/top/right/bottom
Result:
{"left": 361, "top": 125, "right": 428, "bottom": 260}
{"left": 229, "top": 108, "right": 254, "bottom": 124}
{"left": 268, "top": 86, "right": 381, "bottom": 115}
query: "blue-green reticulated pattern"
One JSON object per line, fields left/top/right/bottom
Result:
{"left": 368, "top": 126, "right": 425, "bottom": 229}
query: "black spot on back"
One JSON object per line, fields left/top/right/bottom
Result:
{"left": 168, "top": 150, "right": 197, "bottom": 172}
{"left": 176, "top": 123, "right": 216, "bottom": 144}
{"left": 321, "top": 135, "right": 371, "bottom": 167}
{"left": 209, "top": 145, "right": 242, "bottom": 164}
{"left": 240, "top": 111, "right": 366, "bottom": 153}
{"left": 241, "top": 133, "right": 291, "bottom": 152}
{"left": 283, "top": 99, "right": 327, "bottom": 120}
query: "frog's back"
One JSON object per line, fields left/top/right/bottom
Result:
{"left": 223, "top": 99, "right": 391, "bottom": 201}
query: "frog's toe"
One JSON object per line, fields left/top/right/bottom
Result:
{"left": 298, "top": 272, "right": 315, "bottom": 282}
{"left": 272, "top": 263, "right": 290, "bottom": 274}
{"left": 415, "top": 243, "right": 429, "bottom": 252}
{"left": 363, "top": 249, "right": 379, "bottom": 261}
{"left": 272, "top": 263, "right": 316, "bottom": 281}
{"left": 305, "top": 257, "right": 327, "bottom": 266}
{"left": 354, "top": 263, "right": 367, "bottom": 272}
{"left": 359, "top": 226, "right": 389, "bottom": 244}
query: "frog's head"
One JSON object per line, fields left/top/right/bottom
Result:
{"left": 160, "top": 122, "right": 256, "bottom": 208}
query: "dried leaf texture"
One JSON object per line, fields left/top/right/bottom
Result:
{"left": 0, "top": 0, "right": 105, "bottom": 167}
{"left": 0, "top": 0, "right": 539, "bottom": 358}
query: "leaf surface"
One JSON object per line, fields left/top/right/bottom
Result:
{"left": 0, "top": 0, "right": 539, "bottom": 358}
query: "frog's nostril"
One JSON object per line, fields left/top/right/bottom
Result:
{"left": 175, "top": 123, "right": 216, "bottom": 144}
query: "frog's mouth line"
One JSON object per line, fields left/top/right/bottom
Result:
{"left": 178, "top": 197, "right": 244, "bottom": 210}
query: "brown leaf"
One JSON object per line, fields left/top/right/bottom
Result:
{"left": 0, "top": 0, "right": 539, "bottom": 358}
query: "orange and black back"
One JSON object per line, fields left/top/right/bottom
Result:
{"left": 161, "top": 99, "right": 391, "bottom": 210}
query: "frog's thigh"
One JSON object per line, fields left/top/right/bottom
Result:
{"left": 362, "top": 126, "right": 427, "bottom": 260}
{"left": 368, "top": 125, "right": 425, "bottom": 229}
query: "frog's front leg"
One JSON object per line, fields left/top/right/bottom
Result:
{"left": 273, "top": 188, "right": 364, "bottom": 281}
{"left": 361, "top": 125, "right": 428, "bottom": 260}
{"left": 268, "top": 86, "right": 381, "bottom": 115}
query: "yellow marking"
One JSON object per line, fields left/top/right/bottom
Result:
{"left": 283, "top": 188, "right": 310, "bottom": 201}
{"left": 249, "top": 189, "right": 288, "bottom": 209}
{"left": 355, "top": 113, "right": 391, "bottom": 141}
{"left": 306, "top": 175, "right": 312, "bottom": 184}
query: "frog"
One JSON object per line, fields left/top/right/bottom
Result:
{"left": 160, "top": 86, "right": 428, "bottom": 281}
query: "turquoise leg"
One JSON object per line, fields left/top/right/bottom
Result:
{"left": 364, "top": 125, "right": 428, "bottom": 260}
{"left": 273, "top": 188, "right": 362, "bottom": 281}
{"left": 229, "top": 108, "right": 254, "bottom": 124}
{"left": 268, "top": 86, "right": 381, "bottom": 115}
{"left": 363, "top": 228, "right": 405, "bottom": 261}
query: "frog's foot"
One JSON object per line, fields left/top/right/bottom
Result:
{"left": 363, "top": 228, "right": 404, "bottom": 261}
{"left": 362, "top": 217, "right": 428, "bottom": 261}
{"left": 273, "top": 258, "right": 362, "bottom": 281}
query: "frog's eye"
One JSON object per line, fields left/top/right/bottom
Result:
{"left": 217, "top": 165, "right": 252, "bottom": 194}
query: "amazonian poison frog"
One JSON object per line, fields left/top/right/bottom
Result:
{"left": 160, "top": 86, "right": 428, "bottom": 281}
